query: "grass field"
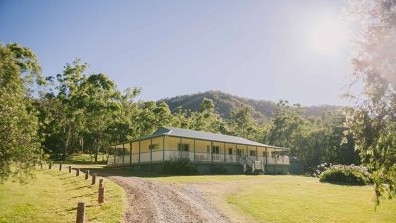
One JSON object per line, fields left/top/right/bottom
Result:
{"left": 154, "top": 175, "right": 396, "bottom": 223}
{"left": 2, "top": 164, "right": 395, "bottom": 223}
{"left": 0, "top": 166, "right": 125, "bottom": 223}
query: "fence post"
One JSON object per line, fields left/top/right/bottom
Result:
{"left": 76, "top": 168, "right": 80, "bottom": 177}
{"left": 98, "top": 186, "right": 104, "bottom": 203}
{"left": 76, "top": 202, "right": 85, "bottom": 223}
{"left": 69, "top": 165, "right": 72, "bottom": 173}
{"left": 98, "top": 179, "right": 104, "bottom": 203}
{"left": 91, "top": 173, "right": 96, "bottom": 185}
{"left": 59, "top": 163, "right": 62, "bottom": 171}
{"left": 85, "top": 170, "right": 89, "bottom": 180}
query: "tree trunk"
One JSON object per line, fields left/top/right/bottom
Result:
{"left": 94, "top": 138, "right": 99, "bottom": 162}
{"left": 63, "top": 125, "right": 71, "bottom": 161}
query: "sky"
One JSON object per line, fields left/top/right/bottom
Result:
{"left": 0, "top": 0, "right": 354, "bottom": 106}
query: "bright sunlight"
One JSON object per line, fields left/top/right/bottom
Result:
{"left": 310, "top": 17, "right": 348, "bottom": 53}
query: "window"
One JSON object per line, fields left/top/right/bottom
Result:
{"left": 228, "top": 148, "right": 233, "bottom": 155}
{"left": 249, "top": 150, "right": 257, "bottom": 156}
{"left": 178, "top": 143, "right": 189, "bottom": 151}
{"left": 212, "top": 146, "right": 220, "bottom": 160}
{"left": 212, "top": 146, "right": 220, "bottom": 154}
{"left": 263, "top": 151, "right": 268, "bottom": 157}
{"left": 149, "top": 144, "right": 160, "bottom": 150}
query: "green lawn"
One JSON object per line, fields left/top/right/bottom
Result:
{"left": 0, "top": 167, "right": 125, "bottom": 223}
{"left": 153, "top": 175, "right": 396, "bottom": 223}
{"left": 5, "top": 165, "right": 393, "bottom": 223}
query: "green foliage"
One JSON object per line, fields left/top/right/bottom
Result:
{"left": 267, "top": 101, "right": 358, "bottom": 171}
{"left": 319, "top": 165, "right": 371, "bottom": 185}
{"left": 0, "top": 43, "right": 45, "bottom": 183}
{"left": 345, "top": 0, "right": 396, "bottom": 203}
{"left": 228, "top": 106, "right": 259, "bottom": 140}
{"left": 40, "top": 60, "right": 88, "bottom": 159}
{"left": 268, "top": 100, "right": 306, "bottom": 150}
{"left": 40, "top": 60, "right": 129, "bottom": 162}
{"left": 162, "top": 158, "right": 198, "bottom": 175}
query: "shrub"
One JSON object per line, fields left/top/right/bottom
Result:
{"left": 312, "top": 162, "right": 331, "bottom": 177}
{"left": 319, "top": 165, "right": 371, "bottom": 185}
{"left": 162, "top": 158, "right": 198, "bottom": 175}
{"left": 210, "top": 165, "right": 226, "bottom": 174}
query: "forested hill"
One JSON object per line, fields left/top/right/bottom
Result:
{"left": 158, "top": 90, "right": 340, "bottom": 120}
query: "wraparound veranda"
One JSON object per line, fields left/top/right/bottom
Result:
{"left": 108, "top": 127, "right": 290, "bottom": 174}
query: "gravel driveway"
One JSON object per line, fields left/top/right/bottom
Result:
{"left": 108, "top": 176, "right": 231, "bottom": 223}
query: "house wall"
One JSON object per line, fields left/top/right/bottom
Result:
{"left": 164, "top": 136, "right": 180, "bottom": 160}
{"left": 224, "top": 143, "right": 236, "bottom": 162}
{"left": 139, "top": 139, "right": 151, "bottom": 163}
{"left": 131, "top": 141, "right": 139, "bottom": 163}
{"left": 151, "top": 137, "right": 164, "bottom": 162}
{"left": 194, "top": 139, "right": 210, "bottom": 162}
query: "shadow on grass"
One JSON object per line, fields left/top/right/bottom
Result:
{"left": 93, "top": 166, "right": 170, "bottom": 178}
{"left": 55, "top": 163, "right": 199, "bottom": 178}
{"left": 66, "top": 204, "right": 94, "bottom": 212}
{"left": 71, "top": 192, "right": 95, "bottom": 199}
{"left": 57, "top": 165, "right": 168, "bottom": 178}
{"left": 72, "top": 185, "right": 90, "bottom": 190}
{"left": 319, "top": 181, "right": 369, "bottom": 187}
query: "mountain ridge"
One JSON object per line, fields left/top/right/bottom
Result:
{"left": 158, "top": 90, "right": 340, "bottom": 120}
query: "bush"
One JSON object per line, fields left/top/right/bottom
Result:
{"left": 319, "top": 165, "right": 371, "bottom": 185}
{"left": 210, "top": 165, "right": 226, "bottom": 174}
{"left": 162, "top": 158, "right": 198, "bottom": 175}
{"left": 312, "top": 162, "right": 331, "bottom": 177}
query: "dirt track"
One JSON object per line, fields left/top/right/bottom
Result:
{"left": 109, "top": 176, "right": 231, "bottom": 223}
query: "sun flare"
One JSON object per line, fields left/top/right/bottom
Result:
{"left": 310, "top": 18, "right": 347, "bottom": 53}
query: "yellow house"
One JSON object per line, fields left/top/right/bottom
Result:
{"left": 108, "top": 127, "right": 290, "bottom": 174}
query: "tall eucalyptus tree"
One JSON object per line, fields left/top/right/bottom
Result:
{"left": 0, "top": 43, "right": 44, "bottom": 183}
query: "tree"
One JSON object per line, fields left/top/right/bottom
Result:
{"left": 79, "top": 73, "right": 121, "bottom": 162}
{"left": 40, "top": 60, "right": 125, "bottom": 162}
{"left": 345, "top": 0, "right": 396, "bottom": 204}
{"left": 41, "top": 60, "right": 88, "bottom": 159}
{"left": 190, "top": 98, "right": 224, "bottom": 132}
{"left": 0, "top": 43, "right": 44, "bottom": 183}
{"left": 266, "top": 101, "right": 357, "bottom": 171}
{"left": 107, "top": 87, "right": 141, "bottom": 143}
{"left": 320, "top": 110, "right": 359, "bottom": 165}
{"left": 268, "top": 100, "right": 306, "bottom": 150}
{"left": 228, "top": 106, "right": 259, "bottom": 141}
{"left": 171, "top": 107, "right": 194, "bottom": 129}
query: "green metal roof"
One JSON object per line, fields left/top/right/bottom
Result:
{"left": 146, "top": 127, "right": 288, "bottom": 150}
